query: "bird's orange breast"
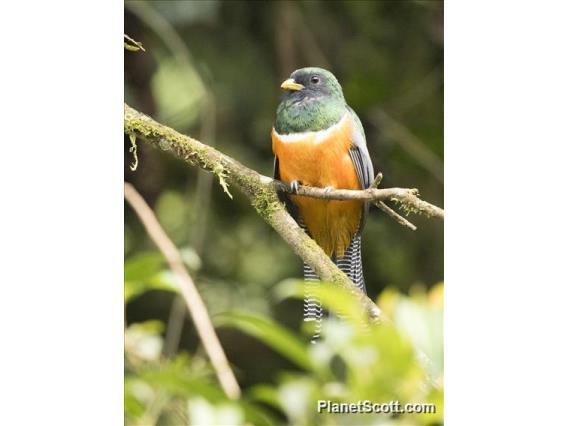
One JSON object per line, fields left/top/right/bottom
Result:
{"left": 272, "top": 113, "right": 363, "bottom": 257}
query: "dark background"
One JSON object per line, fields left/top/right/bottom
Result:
{"left": 125, "top": 0, "right": 443, "bottom": 391}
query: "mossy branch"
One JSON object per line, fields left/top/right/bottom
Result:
{"left": 125, "top": 103, "right": 443, "bottom": 322}
{"left": 284, "top": 185, "right": 444, "bottom": 220}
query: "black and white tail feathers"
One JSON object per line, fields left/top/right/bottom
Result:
{"left": 303, "top": 233, "right": 366, "bottom": 342}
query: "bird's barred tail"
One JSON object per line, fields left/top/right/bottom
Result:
{"left": 337, "top": 233, "right": 366, "bottom": 294}
{"left": 303, "top": 263, "right": 323, "bottom": 341}
{"left": 303, "top": 234, "right": 366, "bottom": 342}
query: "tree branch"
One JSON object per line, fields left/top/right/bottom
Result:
{"left": 277, "top": 184, "right": 444, "bottom": 220}
{"left": 124, "top": 103, "right": 443, "bottom": 322}
{"left": 124, "top": 183, "right": 241, "bottom": 400}
{"left": 374, "top": 201, "right": 417, "bottom": 231}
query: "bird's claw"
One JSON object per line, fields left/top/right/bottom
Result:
{"left": 290, "top": 180, "right": 301, "bottom": 194}
{"left": 323, "top": 186, "right": 334, "bottom": 194}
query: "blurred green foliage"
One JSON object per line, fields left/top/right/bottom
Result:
{"left": 125, "top": 1, "right": 443, "bottom": 424}
{"left": 125, "top": 272, "right": 443, "bottom": 425}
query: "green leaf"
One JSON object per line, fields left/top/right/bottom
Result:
{"left": 187, "top": 397, "right": 244, "bottom": 426}
{"left": 247, "top": 384, "right": 281, "bottom": 410}
{"left": 215, "top": 312, "right": 312, "bottom": 371}
{"left": 124, "top": 252, "right": 179, "bottom": 303}
{"left": 151, "top": 58, "right": 205, "bottom": 129}
{"left": 124, "top": 385, "right": 146, "bottom": 418}
{"left": 140, "top": 363, "right": 226, "bottom": 403}
{"left": 392, "top": 283, "right": 444, "bottom": 380}
{"left": 124, "top": 252, "right": 163, "bottom": 281}
{"left": 240, "top": 401, "right": 280, "bottom": 426}
{"left": 274, "top": 279, "right": 367, "bottom": 326}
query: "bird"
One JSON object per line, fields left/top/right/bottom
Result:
{"left": 272, "top": 67, "right": 374, "bottom": 341}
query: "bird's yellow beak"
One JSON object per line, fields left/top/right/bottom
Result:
{"left": 281, "top": 78, "right": 304, "bottom": 91}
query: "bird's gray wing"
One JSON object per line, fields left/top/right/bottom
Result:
{"left": 347, "top": 106, "right": 374, "bottom": 232}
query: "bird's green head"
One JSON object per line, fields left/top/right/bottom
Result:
{"left": 275, "top": 67, "right": 347, "bottom": 134}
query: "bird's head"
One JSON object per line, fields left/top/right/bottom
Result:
{"left": 280, "top": 67, "right": 345, "bottom": 104}
{"left": 275, "top": 67, "right": 346, "bottom": 134}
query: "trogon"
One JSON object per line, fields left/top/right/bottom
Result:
{"left": 272, "top": 67, "right": 374, "bottom": 341}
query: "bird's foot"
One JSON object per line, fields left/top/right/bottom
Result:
{"left": 289, "top": 180, "right": 301, "bottom": 194}
{"left": 322, "top": 186, "right": 334, "bottom": 194}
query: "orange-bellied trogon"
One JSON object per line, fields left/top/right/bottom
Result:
{"left": 272, "top": 67, "right": 374, "bottom": 341}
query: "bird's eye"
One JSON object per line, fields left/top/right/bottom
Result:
{"left": 310, "top": 75, "right": 320, "bottom": 84}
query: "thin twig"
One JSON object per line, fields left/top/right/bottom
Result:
{"left": 371, "top": 172, "right": 383, "bottom": 188}
{"left": 374, "top": 202, "right": 417, "bottom": 231}
{"left": 163, "top": 297, "right": 186, "bottom": 358}
{"left": 284, "top": 184, "right": 444, "bottom": 220}
{"left": 124, "top": 183, "right": 241, "bottom": 400}
{"left": 369, "top": 171, "right": 417, "bottom": 230}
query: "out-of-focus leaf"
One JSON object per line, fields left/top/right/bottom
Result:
{"left": 428, "top": 282, "right": 444, "bottom": 308}
{"left": 125, "top": 252, "right": 163, "bottom": 281}
{"left": 345, "top": 323, "right": 425, "bottom": 403}
{"left": 392, "top": 283, "right": 444, "bottom": 379}
{"left": 377, "top": 286, "right": 401, "bottom": 317}
{"left": 422, "top": 385, "right": 444, "bottom": 425}
{"left": 275, "top": 279, "right": 368, "bottom": 327}
{"left": 155, "top": 190, "right": 190, "bottom": 240}
{"left": 188, "top": 397, "right": 244, "bottom": 426}
{"left": 125, "top": 321, "right": 164, "bottom": 362}
{"left": 124, "top": 378, "right": 149, "bottom": 418}
{"left": 271, "top": 279, "right": 304, "bottom": 302}
{"left": 124, "top": 252, "right": 180, "bottom": 303}
{"left": 187, "top": 398, "right": 279, "bottom": 426}
{"left": 277, "top": 378, "right": 316, "bottom": 425}
{"left": 146, "top": 270, "right": 181, "bottom": 291}
{"left": 140, "top": 359, "right": 226, "bottom": 403}
{"left": 180, "top": 246, "right": 202, "bottom": 271}
{"left": 215, "top": 311, "right": 312, "bottom": 371}
{"left": 240, "top": 401, "right": 280, "bottom": 426}
{"left": 151, "top": 58, "right": 205, "bottom": 129}
{"left": 247, "top": 384, "right": 281, "bottom": 410}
